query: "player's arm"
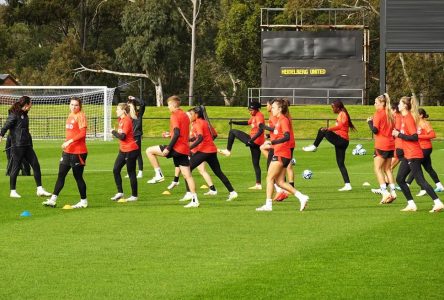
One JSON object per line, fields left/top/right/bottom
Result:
{"left": 271, "top": 132, "right": 290, "bottom": 145}
{"left": 418, "top": 130, "right": 436, "bottom": 140}
{"left": 259, "top": 123, "right": 274, "bottom": 132}
{"left": 0, "top": 113, "right": 17, "bottom": 140}
{"left": 367, "top": 120, "right": 378, "bottom": 134}
{"left": 166, "top": 128, "right": 180, "bottom": 151}
{"left": 189, "top": 134, "right": 203, "bottom": 150}
{"left": 249, "top": 125, "right": 264, "bottom": 143}
{"left": 230, "top": 120, "right": 248, "bottom": 125}
{"left": 138, "top": 98, "right": 146, "bottom": 118}
{"left": 111, "top": 130, "right": 126, "bottom": 140}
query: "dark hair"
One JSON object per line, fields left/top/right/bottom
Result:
{"left": 192, "top": 105, "right": 204, "bottom": 119}
{"left": 10, "top": 96, "right": 31, "bottom": 114}
{"left": 332, "top": 100, "right": 356, "bottom": 131}
{"left": 390, "top": 101, "right": 399, "bottom": 113}
{"left": 418, "top": 108, "right": 429, "bottom": 119}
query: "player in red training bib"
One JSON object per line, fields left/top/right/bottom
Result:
{"left": 255, "top": 99, "right": 309, "bottom": 212}
{"left": 42, "top": 97, "right": 89, "bottom": 208}
{"left": 392, "top": 96, "right": 443, "bottom": 212}
{"left": 145, "top": 96, "right": 199, "bottom": 208}
{"left": 404, "top": 108, "right": 444, "bottom": 196}
{"left": 367, "top": 93, "right": 396, "bottom": 204}
{"left": 110, "top": 103, "right": 139, "bottom": 202}
{"left": 302, "top": 100, "right": 356, "bottom": 192}
{"left": 218, "top": 101, "right": 265, "bottom": 190}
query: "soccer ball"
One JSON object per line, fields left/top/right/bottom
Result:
{"left": 302, "top": 169, "right": 313, "bottom": 179}
{"left": 355, "top": 144, "right": 363, "bottom": 150}
{"left": 352, "top": 149, "right": 359, "bottom": 155}
{"left": 358, "top": 148, "right": 367, "bottom": 155}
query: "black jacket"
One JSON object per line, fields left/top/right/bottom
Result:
{"left": 0, "top": 111, "right": 33, "bottom": 147}
{"left": 132, "top": 98, "right": 146, "bottom": 137}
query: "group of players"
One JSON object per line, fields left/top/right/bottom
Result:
{"left": 0, "top": 94, "right": 442, "bottom": 212}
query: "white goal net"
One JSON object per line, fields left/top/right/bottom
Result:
{"left": 0, "top": 86, "right": 115, "bottom": 141}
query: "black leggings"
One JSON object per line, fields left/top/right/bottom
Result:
{"left": 135, "top": 136, "right": 143, "bottom": 171}
{"left": 397, "top": 158, "right": 438, "bottom": 201}
{"left": 313, "top": 128, "right": 350, "bottom": 184}
{"left": 9, "top": 146, "right": 43, "bottom": 190}
{"left": 226, "top": 129, "right": 262, "bottom": 183}
{"left": 186, "top": 152, "right": 234, "bottom": 192}
{"left": 113, "top": 150, "right": 138, "bottom": 197}
{"left": 54, "top": 164, "right": 87, "bottom": 199}
{"left": 406, "top": 148, "right": 440, "bottom": 187}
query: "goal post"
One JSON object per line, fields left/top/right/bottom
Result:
{"left": 0, "top": 86, "right": 115, "bottom": 141}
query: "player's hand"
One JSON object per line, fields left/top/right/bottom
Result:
{"left": 162, "top": 148, "right": 170, "bottom": 156}
{"left": 392, "top": 129, "right": 399, "bottom": 137}
{"left": 61, "top": 140, "right": 72, "bottom": 150}
{"left": 259, "top": 123, "right": 265, "bottom": 130}
{"left": 367, "top": 117, "right": 373, "bottom": 122}
{"left": 320, "top": 127, "right": 328, "bottom": 132}
{"left": 246, "top": 140, "right": 252, "bottom": 147}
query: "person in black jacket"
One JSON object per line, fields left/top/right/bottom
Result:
{"left": 127, "top": 96, "right": 145, "bottom": 178}
{"left": 0, "top": 96, "right": 51, "bottom": 198}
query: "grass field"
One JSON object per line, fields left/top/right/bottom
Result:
{"left": 1, "top": 138, "right": 443, "bottom": 299}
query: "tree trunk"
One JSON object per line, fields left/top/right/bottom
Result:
{"left": 155, "top": 77, "right": 164, "bottom": 107}
{"left": 188, "top": 0, "right": 197, "bottom": 106}
{"left": 398, "top": 53, "right": 416, "bottom": 98}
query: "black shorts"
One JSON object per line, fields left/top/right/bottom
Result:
{"left": 60, "top": 152, "right": 87, "bottom": 168}
{"left": 160, "top": 145, "right": 190, "bottom": 167}
{"left": 374, "top": 149, "right": 394, "bottom": 159}
{"left": 271, "top": 155, "right": 291, "bottom": 168}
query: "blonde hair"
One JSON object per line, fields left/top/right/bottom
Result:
{"left": 128, "top": 102, "right": 137, "bottom": 119}
{"left": 375, "top": 93, "right": 394, "bottom": 125}
{"left": 400, "top": 96, "right": 420, "bottom": 124}
{"left": 167, "top": 95, "right": 181, "bottom": 108}
{"left": 117, "top": 103, "right": 130, "bottom": 115}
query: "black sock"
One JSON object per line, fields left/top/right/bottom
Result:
{"left": 210, "top": 185, "right": 216, "bottom": 191}
{"left": 289, "top": 182, "right": 294, "bottom": 187}
{"left": 174, "top": 176, "right": 179, "bottom": 182}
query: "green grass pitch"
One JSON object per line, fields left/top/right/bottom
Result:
{"left": 0, "top": 138, "right": 443, "bottom": 299}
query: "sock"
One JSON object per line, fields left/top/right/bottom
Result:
{"left": 294, "top": 191, "right": 305, "bottom": 200}
{"left": 51, "top": 195, "right": 58, "bottom": 201}
{"left": 436, "top": 182, "right": 444, "bottom": 189}
{"left": 192, "top": 193, "right": 199, "bottom": 203}
{"left": 265, "top": 199, "right": 272, "bottom": 207}
{"left": 37, "top": 186, "right": 43, "bottom": 191}
{"left": 380, "top": 183, "right": 387, "bottom": 192}
{"left": 274, "top": 184, "right": 282, "bottom": 193}
{"left": 155, "top": 168, "right": 163, "bottom": 177}
{"left": 81, "top": 198, "right": 88, "bottom": 204}
{"left": 434, "top": 199, "right": 443, "bottom": 205}
{"left": 289, "top": 182, "right": 294, "bottom": 187}
{"left": 389, "top": 183, "right": 396, "bottom": 191}
{"left": 345, "top": 183, "right": 351, "bottom": 188}
{"left": 408, "top": 200, "right": 415, "bottom": 206}
{"left": 209, "top": 185, "right": 216, "bottom": 191}
{"left": 174, "top": 176, "right": 179, "bottom": 183}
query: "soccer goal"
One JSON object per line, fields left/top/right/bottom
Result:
{"left": 0, "top": 86, "right": 115, "bottom": 141}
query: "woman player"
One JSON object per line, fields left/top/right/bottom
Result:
{"left": 256, "top": 99, "right": 309, "bottom": 212}
{"left": 302, "top": 100, "right": 355, "bottom": 191}
{"left": 181, "top": 106, "right": 238, "bottom": 202}
{"left": 218, "top": 101, "right": 265, "bottom": 190}
{"left": 392, "top": 96, "right": 443, "bottom": 212}
{"left": 367, "top": 93, "right": 397, "bottom": 204}
{"left": 110, "top": 103, "right": 139, "bottom": 202}
{"left": 0, "top": 96, "right": 51, "bottom": 198}
{"left": 405, "top": 108, "right": 444, "bottom": 196}
{"left": 42, "top": 97, "right": 88, "bottom": 208}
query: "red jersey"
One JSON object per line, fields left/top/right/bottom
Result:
{"left": 328, "top": 111, "right": 349, "bottom": 141}
{"left": 373, "top": 109, "right": 395, "bottom": 151}
{"left": 394, "top": 113, "right": 403, "bottom": 149}
{"left": 272, "top": 114, "right": 291, "bottom": 159}
{"left": 65, "top": 111, "right": 87, "bottom": 154}
{"left": 248, "top": 111, "right": 265, "bottom": 145}
{"left": 117, "top": 115, "right": 138, "bottom": 152}
{"left": 268, "top": 115, "right": 278, "bottom": 141}
{"left": 170, "top": 109, "right": 190, "bottom": 155}
{"left": 400, "top": 112, "right": 423, "bottom": 159}
{"left": 192, "top": 118, "right": 217, "bottom": 153}
{"left": 417, "top": 119, "right": 435, "bottom": 149}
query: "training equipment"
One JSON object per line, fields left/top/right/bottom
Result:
{"left": 302, "top": 169, "right": 313, "bottom": 179}
{"left": 362, "top": 182, "right": 371, "bottom": 186}
{"left": 355, "top": 144, "right": 363, "bottom": 150}
{"left": 117, "top": 198, "right": 127, "bottom": 203}
{"left": 352, "top": 149, "right": 359, "bottom": 155}
{"left": 162, "top": 191, "right": 171, "bottom": 195}
{"left": 62, "top": 205, "right": 73, "bottom": 210}
{"left": 20, "top": 211, "right": 31, "bottom": 217}
{"left": 0, "top": 86, "right": 115, "bottom": 141}
{"left": 200, "top": 185, "right": 209, "bottom": 189}
{"left": 358, "top": 148, "right": 367, "bottom": 155}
